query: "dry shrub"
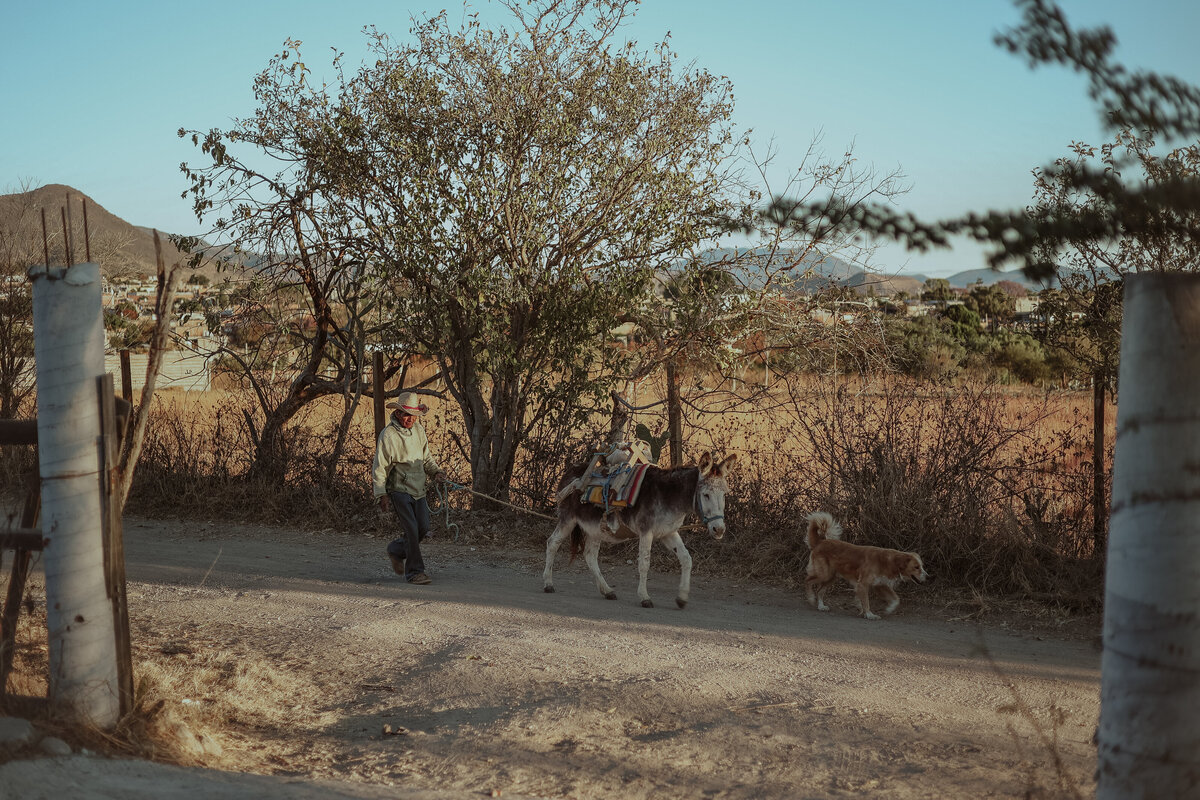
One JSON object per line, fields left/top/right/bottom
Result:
{"left": 128, "top": 392, "right": 377, "bottom": 529}
{"left": 735, "top": 377, "right": 1101, "bottom": 599}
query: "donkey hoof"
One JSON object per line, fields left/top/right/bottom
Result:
{"left": 604, "top": 592, "right": 617, "bottom": 601}
{"left": 641, "top": 599, "right": 654, "bottom": 608}
{"left": 676, "top": 597, "right": 687, "bottom": 609}
{"left": 543, "top": 586, "right": 555, "bottom": 593}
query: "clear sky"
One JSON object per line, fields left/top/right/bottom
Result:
{"left": 3, "top": 0, "right": 1198, "bottom": 279}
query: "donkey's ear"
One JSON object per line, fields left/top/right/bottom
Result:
{"left": 714, "top": 453, "right": 738, "bottom": 476}
{"left": 697, "top": 451, "right": 713, "bottom": 476}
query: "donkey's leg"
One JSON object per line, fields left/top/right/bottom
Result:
{"left": 660, "top": 530, "right": 693, "bottom": 609}
{"left": 542, "top": 522, "right": 570, "bottom": 593}
{"left": 582, "top": 535, "right": 617, "bottom": 600}
{"left": 636, "top": 532, "right": 655, "bottom": 608}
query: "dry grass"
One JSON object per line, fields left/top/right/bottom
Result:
{"left": 0, "top": 579, "right": 329, "bottom": 772}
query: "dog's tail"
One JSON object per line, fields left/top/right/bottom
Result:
{"left": 806, "top": 511, "right": 843, "bottom": 549}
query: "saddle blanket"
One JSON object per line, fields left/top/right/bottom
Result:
{"left": 580, "top": 462, "right": 651, "bottom": 510}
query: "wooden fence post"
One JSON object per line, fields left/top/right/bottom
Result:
{"left": 119, "top": 349, "right": 133, "bottom": 405}
{"left": 98, "top": 374, "right": 133, "bottom": 717}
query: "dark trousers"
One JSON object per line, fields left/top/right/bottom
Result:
{"left": 385, "top": 491, "right": 430, "bottom": 580}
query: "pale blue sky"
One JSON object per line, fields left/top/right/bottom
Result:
{"left": 3, "top": 1, "right": 1198, "bottom": 278}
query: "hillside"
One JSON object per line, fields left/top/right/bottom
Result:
{"left": 844, "top": 270, "right": 925, "bottom": 297}
{"left": 0, "top": 184, "right": 220, "bottom": 279}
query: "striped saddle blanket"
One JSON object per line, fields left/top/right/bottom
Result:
{"left": 580, "top": 462, "right": 651, "bottom": 510}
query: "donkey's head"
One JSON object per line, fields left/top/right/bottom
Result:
{"left": 695, "top": 452, "right": 738, "bottom": 539}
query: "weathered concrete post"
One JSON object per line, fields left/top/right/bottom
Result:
{"left": 1099, "top": 272, "right": 1200, "bottom": 797}
{"left": 27, "top": 261, "right": 120, "bottom": 728}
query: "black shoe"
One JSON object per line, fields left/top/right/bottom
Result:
{"left": 388, "top": 554, "right": 405, "bottom": 576}
{"left": 408, "top": 572, "right": 432, "bottom": 585}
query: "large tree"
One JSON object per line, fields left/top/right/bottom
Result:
{"left": 303, "top": 0, "right": 737, "bottom": 498}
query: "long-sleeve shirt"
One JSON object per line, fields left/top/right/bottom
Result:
{"left": 371, "top": 417, "right": 441, "bottom": 500}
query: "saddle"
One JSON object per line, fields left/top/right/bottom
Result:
{"left": 559, "top": 441, "right": 655, "bottom": 515}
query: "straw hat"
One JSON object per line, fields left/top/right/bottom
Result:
{"left": 386, "top": 391, "right": 428, "bottom": 416}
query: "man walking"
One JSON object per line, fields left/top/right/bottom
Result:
{"left": 373, "top": 391, "right": 446, "bottom": 584}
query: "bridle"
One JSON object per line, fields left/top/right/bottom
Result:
{"left": 694, "top": 473, "right": 724, "bottom": 526}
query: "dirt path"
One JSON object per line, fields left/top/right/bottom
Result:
{"left": 5, "top": 516, "right": 1101, "bottom": 798}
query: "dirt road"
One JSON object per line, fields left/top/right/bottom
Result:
{"left": 4, "top": 516, "right": 1101, "bottom": 798}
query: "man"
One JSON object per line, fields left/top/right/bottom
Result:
{"left": 372, "top": 391, "right": 446, "bottom": 585}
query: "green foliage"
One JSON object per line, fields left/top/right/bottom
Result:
{"left": 942, "top": 303, "right": 982, "bottom": 337}
{"left": 175, "top": 297, "right": 203, "bottom": 315}
{"left": 889, "top": 316, "right": 965, "bottom": 382}
{"left": 106, "top": 315, "right": 155, "bottom": 351}
{"left": 920, "top": 278, "right": 954, "bottom": 303}
{"left": 883, "top": 312, "right": 1061, "bottom": 386}
{"left": 1030, "top": 127, "right": 1200, "bottom": 390}
{"left": 991, "top": 331, "right": 1051, "bottom": 384}
{"left": 967, "top": 282, "right": 1016, "bottom": 330}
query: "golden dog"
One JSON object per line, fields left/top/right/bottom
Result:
{"left": 804, "top": 511, "right": 928, "bottom": 620}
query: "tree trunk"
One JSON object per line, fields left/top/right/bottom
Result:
{"left": 607, "top": 388, "right": 632, "bottom": 445}
{"left": 372, "top": 350, "right": 386, "bottom": 438}
{"left": 29, "top": 262, "right": 121, "bottom": 728}
{"left": 1098, "top": 273, "right": 1200, "bottom": 797}
{"left": 666, "top": 358, "right": 683, "bottom": 467}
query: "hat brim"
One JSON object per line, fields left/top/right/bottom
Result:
{"left": 386, "top": 402, "right": 427, "bottom": 416}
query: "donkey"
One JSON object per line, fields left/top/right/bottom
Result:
{"left": 542, "top": 452, "right": 737, "bottom": 608}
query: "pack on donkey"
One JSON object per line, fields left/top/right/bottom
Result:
{"left": 543, "top": 442, "right": 737, "bottom": 608}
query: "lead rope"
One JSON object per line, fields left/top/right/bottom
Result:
{"left": 435, "top": 480, "right": 558, "bottom": 543}
{"left": 433, "top": 480, "right": 463, "bottom": 542}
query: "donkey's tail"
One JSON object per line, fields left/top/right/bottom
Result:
{"left": 806, "top": 511, "right": 843, "bottom": 549}
{"left": 566, "top": 524, "right": 586, "bottom": 565}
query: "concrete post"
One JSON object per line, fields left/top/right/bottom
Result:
{"left": 1099, "top": 272, "right": 1200, "bottom": 796}
{"left": 27, "top": 261, "right": 120, "bottom": 728}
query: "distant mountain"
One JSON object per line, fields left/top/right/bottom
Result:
{"left": 0, "top": 184, "right": 224, "bottom": 279}
{"left": 694, "top": 246, "right": 861, "bottom": 291}
{"left": 688, "top": 246, "right": 1062, "bottom": 297}
{"left": 844, "top": 270, "right": 925, "bottom": 297}
{"left": 943, "top": 267, "right": 1058, "bottom": 291}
